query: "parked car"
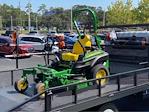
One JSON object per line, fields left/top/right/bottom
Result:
{"left": 64, "top": 35, "right": 78, "bottom": 49}
{"left": 48, "top": 31, "right": 57, "bottom": 37}
{"left": 1, "top": 30, "right": 15, "bottom": 38}
{"left": 19, "top": 34, "right": 46, "bottom": 51}
{"left": 64, "top": 31, "right": 71, "bottom": 36}
{"left": 0, "top": 36, "right": 34, "bottom": 57}
{"left": 64, "top": 34, "right": 105, "bottom": 49}
{"left": 44, "top": 37, "right": 59, "bottom": 53}
{"left": 105, "top": 31, "right": 149, "bottom": 64}
{"left": 28, "top": 30, "right": 40, "bottom": 35}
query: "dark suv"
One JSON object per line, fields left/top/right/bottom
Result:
{"left": 111, "top": 31, "right": 149, "bottom": 49}
{"left": 105, "top": 31, "right": 149, "bottom": 64}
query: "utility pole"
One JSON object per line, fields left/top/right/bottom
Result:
{"left": 103, "top": 10, "right": 106, "bottom": 26}
{"left": 10, "top": 16, "right": 13, "bottom": 30}
{"left": 27, "top": 0, "right": 31, "bottom": 32}
{"left": 36, "top": 16, "right": 38, "bottom": 31}
{"left": 19, "top": 1, "right": 22, "bottom": 32}
{"left": 102, "top": 0, "right": 106, "bottom": 26}
{"left": 0, "top": 16, "right": 3, "bottom": 30}
{"left": 28, "top": 4, "right": 31, "bottom": 32}
{"left": 70, "top": 7, "right": 73, "bottom": 33}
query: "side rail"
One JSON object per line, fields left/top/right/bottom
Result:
{"left": 0, "top": 67, "right": 34, "bottom": 87}
{"left": 8, "top": 67, "right": 149, "bottom": 112}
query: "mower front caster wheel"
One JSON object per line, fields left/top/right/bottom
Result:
{"left": 36, "top": 83, "right": 45, "bottom": 98}
{"left": 14, "top": 79, "right": 28, "bottom": 93}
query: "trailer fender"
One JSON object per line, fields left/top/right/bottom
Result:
{"left": 98, "top": 103, "right": 118, "bottom": 112}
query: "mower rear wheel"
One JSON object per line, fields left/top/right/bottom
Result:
{"left": 14, "top": 79, "right": 28, "bottom": 93}
{"left": 36, "top": 83, "right": 45, "bottom": 98}
{"left": 91, "top": 64, "right": 109, "bottom": 87}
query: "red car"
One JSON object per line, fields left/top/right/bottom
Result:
{"left": 0, "top": 36, "right": 34, "bottom": 58}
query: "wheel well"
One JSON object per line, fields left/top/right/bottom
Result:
{"left": 98, "top": 103, "right": 118, "bottom": 112}
{"left": 90, "top": 55, "right": 109, "bottom": 68}
{"left": 85, "top": 64, "right": 109, "bottom": 80}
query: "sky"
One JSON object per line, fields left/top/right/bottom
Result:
{"left": 0, "top": 0, "right": 139, "bottom": 12}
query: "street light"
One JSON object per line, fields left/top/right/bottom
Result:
{"left": 70, "top": 7, "right": 73, "bottom": 33}
{"left": 103, "top": 10, "right": 106, "bottom": 26}
{"left": 10, "top": 16, "right": 13, "bottom": 30}
{"left": 28, "top": 4, "right": 31, "bottom": 32}
{"left": 26, "top": 0, "right": 31, "bottom": 32}
{"left": 19, "top": 1, "right": 23, "bottom": 33}
{"left": 102, "top": 0, "right": 106, "bottom": 26}
{"left": 36, "top": 16, "right": 38, "bottom": 31}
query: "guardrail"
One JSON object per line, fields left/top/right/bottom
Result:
{"left": 4, "top": 51, "right": 52, "bottom": 68}
{"left": 7, "top": 67, "right": 149, "bottom": 112}
{"left": 2, "top": 44, "right": 149, "bottom": 70}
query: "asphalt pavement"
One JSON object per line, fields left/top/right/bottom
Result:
{"left": 0, "top": 54, "right": 55, "bottom": 87}
{"left": 0, "top": 54, "right": 55, "bottom": 71}
{"left": 0, "top": 54, "right": 149, "bottom": 111}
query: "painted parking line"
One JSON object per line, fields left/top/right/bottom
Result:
{"left": 0, "top": 57, "right": 13, "bottom": 61}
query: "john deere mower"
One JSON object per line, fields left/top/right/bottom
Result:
{"left": 14, "top": 8, "right": 110, "bottom": 97}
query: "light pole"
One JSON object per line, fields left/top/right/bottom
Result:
{"left": 0, "top": 16, "right": 2, "bottom": 30}
{"left": 19, "top": 1, "right": 23, "bottom": 32}
{"left": 70, "top": 7, "right": 73, "bottom": 33}
{"left": 36, "top": 16, "right": 38, "bottom": 31}
{"left": 102, "top": 0, "right": 106, "bottom": 26}
{"left": 10, "top": 16, "right": 13, "bottom": 30}
{"left": 28, "top": 4, "right": 31, "bottom": 32}
{"left": 103, "top": 11, "right": 106, "bottom": 26}
{"left": 27, "top": 0, "right": 31, "bottom": 32}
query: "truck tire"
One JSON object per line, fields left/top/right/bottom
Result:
{"left": 98, "top": 103, "right": 118, "bottom": 112}
{"left": 91, "top": 64, "right": 109, "bottom": 87}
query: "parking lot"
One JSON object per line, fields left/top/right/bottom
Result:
{"left": 0, "top": 54, "right": 55, "bottom": 88}
{"left": 0, "top": 54, "right": 55, "bottom": 71}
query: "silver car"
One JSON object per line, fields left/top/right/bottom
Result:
{"left": 19, "top": 34, "right": 46, "bottom": 51}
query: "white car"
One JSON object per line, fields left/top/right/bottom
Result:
{"left": 19, "top": 34, "right": 46, "bottom": 51}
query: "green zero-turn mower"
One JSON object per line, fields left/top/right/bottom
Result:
{"left": 14, "top": 8, "right": 110, "bottom": 97}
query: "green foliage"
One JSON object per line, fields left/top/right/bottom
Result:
{"left": 38, "top": 4, "right": 47, "bottom": 15}
{"left": 137, "top": 0, "right": 149, "bottom": 23}
{"left": 107, "top": 0, "right": 134, "bottom": 25}
{"left": 107, "top": 0, "right": 149, "bottom": 25}
{"left": 0, "top": 1, "right": 148, "bottom": 30}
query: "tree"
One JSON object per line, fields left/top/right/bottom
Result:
{"left": 38, "top": 4, "right": 47, "bottom": 15}
{"left": 42, "top": 7, "right": 66, "bottom": 31}
{"left": 123, "top": 0, "right": 134, "bottom": 24}
{"left": 25, "top": 2, "right": 32, "bottom": 13}
{"left": 107, "top": 0, "right": 134, "bottom": 25}
{"left": 137, "top": 0, "right": 149, "bottom": 23}
{"left": 96, "top": 7, "right": 104, "bottom": 26}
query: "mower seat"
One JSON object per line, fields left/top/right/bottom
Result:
{"left": 62, "top": 34, "right": 92, "bottom": 61}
